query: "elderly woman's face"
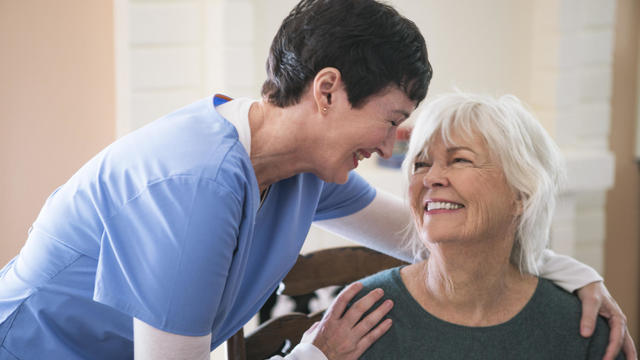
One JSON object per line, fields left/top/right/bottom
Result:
{"left": 408, "top": 130, "right": 520, "bottom": 247}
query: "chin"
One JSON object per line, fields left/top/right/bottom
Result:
{"left": 334, "top": 175, "right": 349, "bottom": 184}
{"left": 328, "top": 172, "right": 350, "bottom": 184}
{"left": 318, "top": 170, "right": 350, "bottom": 184}
{"left": 421, "top": 228, "right": 457, "bottom": 244}
{"left": 313, "top": 160, "right": 352, "bottom": 184}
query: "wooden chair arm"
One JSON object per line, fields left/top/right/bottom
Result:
{"left": 245, "top": 311, "right": 324, "bottom": 360}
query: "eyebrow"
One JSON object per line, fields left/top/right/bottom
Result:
{"left": 416, "top": 146, "right": 477, "bottom": 160}
{"left": 391, "top": 109, "right": 411, "bottom": 119}
{"left": 446, "top": 146, "right": 476, "bottom": 154}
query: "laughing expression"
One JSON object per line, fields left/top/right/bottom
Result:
{"left": 317, "top": 86, "right": 416, "bottom": 183}
{"left": 409, "top": 131, "right": 521, "bottom": 247}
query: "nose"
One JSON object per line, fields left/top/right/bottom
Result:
{"left": 422, "top": 163, "right": 449, "bottom": 188}
{"left": 378, "top": 128, "right": 397, "bottom": 159}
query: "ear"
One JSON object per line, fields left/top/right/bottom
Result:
{"left": 513, "top": 191, "right": 524, "bottom": 217}
{"left": 312, "top": 67, "right": 342, "bottom": 114}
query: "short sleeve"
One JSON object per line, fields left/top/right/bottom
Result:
{"left": 313, "top": 171, "right": 376, "bottom": 221}
{"left": 94, "top": 176, "right": 243, "bottom": 336}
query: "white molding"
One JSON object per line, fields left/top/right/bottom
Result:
{"left": 562, "top": 150, "right": 615, "bottom": 193}
{"left": 529, "top": 0, "right": 617, "bottom": 272}
{"left": 114, "top": 0, "right": 131, "bottom": 137}
{"left": 203, "top": 0, "right": 225, "bottom": 94}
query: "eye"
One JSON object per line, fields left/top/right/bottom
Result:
{"left": 413, "top": 161, "right": 430, "bottom": 172}
{"left": 453, "top": 158, "right": 471, "bottom": 163}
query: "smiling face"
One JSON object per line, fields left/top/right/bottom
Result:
{"left": 408, "top": 130, "right": 521, "bottom": 248}
{"left": 316, "top": 86, "right": 416, "bottom": 183}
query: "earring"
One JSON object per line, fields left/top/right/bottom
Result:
{"left": 322, "top": 107, "right": 328, "bottom": 113}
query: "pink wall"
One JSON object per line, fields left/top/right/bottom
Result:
{"left": 0, "top": 1, "right": 115, "bottom": 265}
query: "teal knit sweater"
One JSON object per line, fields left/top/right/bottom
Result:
{"left": 356, "top": 267, "right": 624, "bottom": 359}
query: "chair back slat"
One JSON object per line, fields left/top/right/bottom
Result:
{"left": 281, "top": 247, "right": 407, "bottom": 296}
{"left": 226, "top": 328, "right": 246, "bottom": 360}
{"left": 226, "top": 246, "right": 408, "bottom": 360}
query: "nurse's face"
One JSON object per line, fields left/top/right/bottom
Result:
{"left": 315, "top": 86, "right": 416, "bottom": 184}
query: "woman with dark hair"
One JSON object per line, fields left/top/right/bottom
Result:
{"left": 0, "top": 1, "right": 632, "bottom": 359}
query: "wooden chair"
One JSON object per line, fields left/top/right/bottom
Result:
{"left": 226, "top": 246, "right": 408, "bottom": 360}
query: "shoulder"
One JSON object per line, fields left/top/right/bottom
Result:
{"left": 102, "top": 97, "right": 255, "bottom": 204}
{"left": 320, "top": 171, "right": 373, "bottom": 196}
{"left": 528, "top": 278, "right": 585, "bottom": 327}
{"left": 314, "top": 171, "right": 376, "bottom": 221}
{"left": 532, "top": 278, "right": 613, "bottom": 355}
{"left": 346, "top": 267, "right": 402, "bottom": 317}
{"left": 354, "top": 267, "right": 403, "bottom": 300}
{"left": 118, "top": 96, "right": 248, "bottom": 174}
{"left": 359, "top": 267, "right": 398, "bottom": 286}
{"left": 535, "top": 277, "right": 582, "bottom": 310}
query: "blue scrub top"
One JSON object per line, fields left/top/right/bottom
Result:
{"left": 0, "top": 95, "right": 376, "bottom": 359}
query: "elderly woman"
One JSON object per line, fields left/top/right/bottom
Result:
{"left": 354, "top": 92, "right": 626, "bottom": 359}
{"left": 0, "top": 0, "right": 633, "bottom": 358}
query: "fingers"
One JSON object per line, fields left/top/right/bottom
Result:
{"left": 306, "top": 283, "right": 393, "bottom": 360}
{"left": 576, "top": 282, "right": 603, "bottom": 337}
{"left": 602, "top": 314, "right": 626, "bottom": 360}
{"left": 621, "top": 331, "right": 637, "bottom": 360}
{"left": 355, "top": 318, "right": 393, "bottom": 356}
{"left": 340, "top": 287, "right": 385, "bottom": 326}
{"left": 352, "top": 299, "right": 393, "bottom": 335}
{"left": 579, "top": 295, "right": 600, "bottom": 337}
{"left": 576, "top": 281, "right": 634, "bottom": 359}
{"left": 349, "top": 297, "right": 394, "bottom": 359}
{"left": 324, "top": 282, "right": 364, "bottom": 320}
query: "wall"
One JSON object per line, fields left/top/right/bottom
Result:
{"left": 254, "top": 0, "right": 534, "bottom": 105}
{"left": 122, "top": 0, "right": 536, "bottom": 131}
{"left": 121, "top": 0, "right": 265, "bottom": 134}
{"left": 607, "top": 0, "right": 640, "bottom": 342}
{"left": 0, "top": 0, "right": 633, "bottom": 356}
{"left": 0, "top": 1, "right": 115, "bottom": 265}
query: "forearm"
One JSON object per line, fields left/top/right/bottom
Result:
{"left": 133, "top": 318, "right": 211, "bottom": 360}
{"left": 317, "top": 189, "right": 604, "bottom": 291}
{"left": 314, "top": 189, "right": 415, "bottom": 262}
{"left": 538, "top": 249, "right": 603, "bottom": 292}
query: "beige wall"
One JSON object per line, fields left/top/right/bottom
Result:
{"left": 0, "top": 1, "right": 115, "bottom": 265}
{"left": 2, "top": 0, "right": 639, "bottom": 346}
{"left": 607, "top": 0, "right": 640, "bottom": 343}
{"left": 254, "top": 0, "right": 534, "bottom": 106}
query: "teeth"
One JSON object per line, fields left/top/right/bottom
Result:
{"left": 427, "top": 202, "right": 463, "bottom": 211}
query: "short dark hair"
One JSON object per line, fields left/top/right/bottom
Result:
{"left": 261, "top": 0, "right": 433, "bottom": 108}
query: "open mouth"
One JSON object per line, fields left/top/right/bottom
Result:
{"left": 425, "top": 201, "right": 465, "bottom": 212}
{"left": 353, "top": 150, "right": 371, "bottom": 167}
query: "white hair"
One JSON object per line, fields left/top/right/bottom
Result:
{"left": 401, "top": 92, "right": 565, "bottom": 275}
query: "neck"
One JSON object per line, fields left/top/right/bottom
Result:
{"left": 406, "top": 231, "right": 537, "bottom": 326}
{"left": 424, "top": 246, "right": 517, "bottom": 308}
{"left": 248, "top": 100, "right": 316, "bottom": 191}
